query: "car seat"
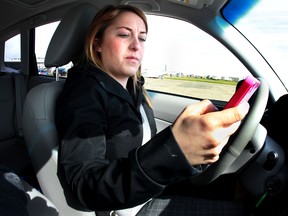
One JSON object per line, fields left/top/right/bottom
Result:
{"left": 22, "top": 3, "right": 98, "bottom": 216}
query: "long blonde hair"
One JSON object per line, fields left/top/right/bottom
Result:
{"left": 85, "top": 5, "right": 152, "bottom": 107}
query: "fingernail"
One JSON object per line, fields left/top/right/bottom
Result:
{"left": 238, "top": 101, "right": 250, "bottom": 116}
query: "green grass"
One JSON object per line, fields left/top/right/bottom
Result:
{"left": 165, "top": 76, "right": 238, "bottom": 86}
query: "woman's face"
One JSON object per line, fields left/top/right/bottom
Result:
{"left": 96, "top": 11, "right": 147, "bottom": 87}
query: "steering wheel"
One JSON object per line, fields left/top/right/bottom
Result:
{"left": 191, "top": 77, "right": 269, "bottom": 184}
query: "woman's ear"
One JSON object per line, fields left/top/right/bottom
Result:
{"left": 94, "top": 39, "right": 102, "bottom": 52}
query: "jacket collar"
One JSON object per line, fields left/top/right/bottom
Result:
{"left": 69, "top": 62, "right": 144, "bottom": 108}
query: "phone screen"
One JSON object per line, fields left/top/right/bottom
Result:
{"left": 224, "top": 76, "right": 261, "bottom": 109}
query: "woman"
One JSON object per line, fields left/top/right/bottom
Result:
{"left": 56, "top": 4, "right": 249, "bottom": 215}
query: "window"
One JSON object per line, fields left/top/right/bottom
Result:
{"left": 223, "top": 0, "right": 288, "bottom": 89}
{"left": 143, "top": 15, "right": 251, "bottom": 102}
{"left": 4, "top": 34, "right": 21, "bottom": 71}
{"left": 32, "top": 16, "right": 252, "bottom": 102}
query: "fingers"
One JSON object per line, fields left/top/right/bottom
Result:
{"left": 211, "top": 121, "right": 241, "bottom": 144}
{"left": 185, "top": 100, "right": 249, "bottom": 127}
{"left": 185, "top": 99, "right": 218, "bottom": 116}
{"left": 201, "top": 101, "right": 249, "bottom": 132}
{"left": 172, "top": 100, "right": 250, "bottom": 166}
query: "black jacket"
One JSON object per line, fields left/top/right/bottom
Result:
{"left": 56, "top": 63, "right": 200, "bottom": 211}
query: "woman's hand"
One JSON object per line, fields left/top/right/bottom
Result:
{"left": 172, "top": 99, "right": 249, "bottom": 166}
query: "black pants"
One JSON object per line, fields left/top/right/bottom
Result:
{"left": 137, "top": 196, "right": 248, "bottom": 216}
{"left": 96, "top": 195, "right": 248, "bottom": 216}
{"left": 0, "top": 166, "right": 29, "bottom": 216}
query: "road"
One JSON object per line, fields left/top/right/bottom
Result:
{"left": 144, "top": 78, "right": 236, "bottom": 101}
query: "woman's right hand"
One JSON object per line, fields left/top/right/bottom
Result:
{"left": 172, "top": 99, "right": 249, "bottom": 166}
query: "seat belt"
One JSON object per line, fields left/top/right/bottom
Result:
{"left": 14, "top": 73, "right": 26, "bottom": 137}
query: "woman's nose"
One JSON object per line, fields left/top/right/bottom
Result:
{"left": 130, "top": 37, "right": 140, "bottom": 50}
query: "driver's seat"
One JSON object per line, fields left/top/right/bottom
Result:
{"left": 22, "top": 3, "right": 98, "bottom": 215}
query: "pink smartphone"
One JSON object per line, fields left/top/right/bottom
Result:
{"left": 224, "top": 76, "right": 261, "bottom": 109}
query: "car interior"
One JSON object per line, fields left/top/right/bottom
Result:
{"left": 23, "top": 3, "right": 99, "bottom": 215}
{"left": 0, "top": 0, "right": 287, "bottom": 215}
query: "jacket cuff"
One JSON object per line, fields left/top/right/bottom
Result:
{"left": 136, "top": 126, "right": 202, "bottom": 185}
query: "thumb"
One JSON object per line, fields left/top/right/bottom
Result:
{"left": 221, "top": 101, "right": 250, "bottom": 126}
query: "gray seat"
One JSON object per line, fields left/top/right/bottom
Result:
{"left": 23, "top": 180, "right": 59, "bottom": 216}
{"left": 0, "top": 72, "right": 30, "bottom": 175}
{"left": 23, "top": 3, "right": 98, "bottom": 216}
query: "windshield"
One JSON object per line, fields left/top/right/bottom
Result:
{"left": 222, "top": 0, "right": 288, "bottom": 89}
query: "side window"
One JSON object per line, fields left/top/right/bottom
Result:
{"left": 4, "top": 34, "right": 21, "bottom": 71}
{"left": 143, "top": 15, "right": 251, "bottom": 102}
{"left": 35, "top": 21, "right": 72, "bottom": 77}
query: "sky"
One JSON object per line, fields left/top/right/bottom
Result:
{"left": 234, "top": 0, "right": 288, "bottom": 86}
{"left": 142, "top": 15, "right": 250, "bottom": 78}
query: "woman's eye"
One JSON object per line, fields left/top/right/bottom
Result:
{"left": 139, "top": 37, "right": 146, "bottom": 42}
{"left": 118, "top": 33, "right": 129, "bottom": 38}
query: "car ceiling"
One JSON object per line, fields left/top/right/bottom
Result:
{"left": 0, "top": 0, "right": 228, "bottom": 37}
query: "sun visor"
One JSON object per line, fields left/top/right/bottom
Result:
{"left": 168, "top": 0, "right": 214, "bottom": 9}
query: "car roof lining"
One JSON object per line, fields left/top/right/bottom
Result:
{"left": 1, "top": 0, "right": 228, "bottom": 32}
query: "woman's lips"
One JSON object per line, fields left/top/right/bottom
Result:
{"left": 126, "top": 56, "right": 139, "bottom": 63}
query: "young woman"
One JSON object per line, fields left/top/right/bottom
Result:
{"left": 56, "top": 4, "right": 249, "bottom": 216}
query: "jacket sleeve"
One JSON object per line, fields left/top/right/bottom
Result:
{"left": 57, "top": 81, "right": 199, "bottom": 211}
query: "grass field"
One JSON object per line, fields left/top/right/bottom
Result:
{"left": 145, "top": 77, "right": 238, "bottom": 101}
{"left": 165, "top": 76, "right": 238, "bottom": 86}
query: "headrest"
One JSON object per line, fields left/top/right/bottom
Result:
{"left": 44, "top": 3, "right": 98, "bottom": 68}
